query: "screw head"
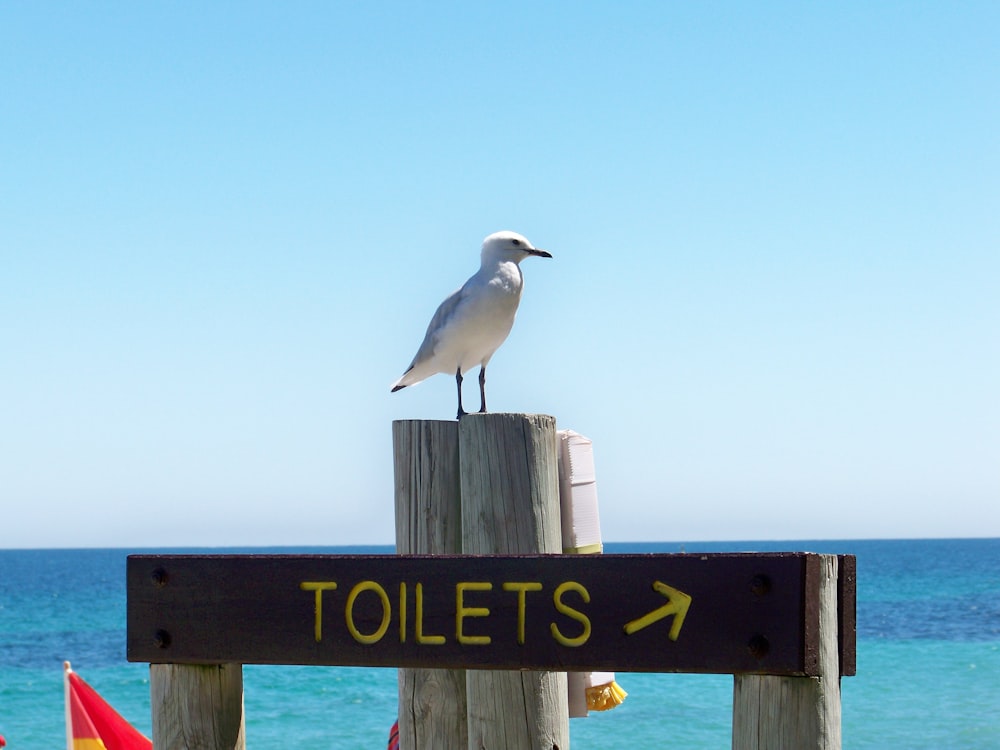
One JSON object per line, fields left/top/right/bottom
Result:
{"left": 750, "top": 574, "right": 771, "bottom": 596}
{"left": 748, "top": 634, "right": 770, "bottom": 659}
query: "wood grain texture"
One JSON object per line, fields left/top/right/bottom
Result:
{"left": 150, "top": 664, "right": 245, "bottom": 750}
{"left": 732, "top": 555, "right": 842, "bottom": 750}
{"left": 459, "top": 413, "right": 562, "bottom": 556}
{"left": 459, "top": 413, "right": 568, "bottom": 750}
{"left": 393, "top": 419, "right": 468, "bottom": 750}
{"left": 393, "top": 420, "right": 462, "bottom": 556}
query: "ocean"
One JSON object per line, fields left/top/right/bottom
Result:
{"left": 1, "top": 539, "right": 998, "bottom": 748}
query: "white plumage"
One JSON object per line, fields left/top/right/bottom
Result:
{"left": 391, "top": 230, "right": 551, "bottom": 418}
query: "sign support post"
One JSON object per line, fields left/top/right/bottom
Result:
{"left": 150, "top": 663, "right": 245, "bottom": 750}
{"left": 733, "top": 554, "right": 845, "bottom": 750}
{"left": 393, "top": 419, "right": 467, "bottom": 749}
{"left": 458, "top": 414, "right": 569, "bottom": 750}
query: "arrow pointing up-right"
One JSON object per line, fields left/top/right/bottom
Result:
{"left": 623, "top": 581, "right": 693, "bottom": 641}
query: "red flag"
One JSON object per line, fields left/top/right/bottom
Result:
{"left": 64, "top": 662, "right": 152, "bottom": 750}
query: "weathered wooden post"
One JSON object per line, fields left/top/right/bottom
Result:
{"left": 732, "top": 554, "right": 842, "bottom": 750}
{"left": 392, "top": 414, "right": 568, "bottom": 749}
{"left": 150, "top": 663, "right": 246, "bottom": 750}
{"left": 460, "top": 413, "right": 569, "bottom": 750}
{"left": 393, "top": 419, "right": 468, "bottom": 749}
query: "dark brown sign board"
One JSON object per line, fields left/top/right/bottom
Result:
{"left": 127, "top": 553, "right": 856, "bottom": 677}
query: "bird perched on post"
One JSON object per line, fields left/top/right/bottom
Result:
{"left": 391, "top": 230, "right": 552, "bottom": 419}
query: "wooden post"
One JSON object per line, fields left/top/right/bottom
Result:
{"left": 392, "top": 420, "right": 468, "bottom": 750}
{"left": 150, "top": 664, "right": 246, "bottom": 750}
{"left": 732, "top": 554, "right": 842, "bottom": 750}
{"left": 459, "top": 413, "right": 569, "bottom": 750}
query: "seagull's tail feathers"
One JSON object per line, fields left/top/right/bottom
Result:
{"left": 390, "top": 365, "right": 422, "bottom": 392}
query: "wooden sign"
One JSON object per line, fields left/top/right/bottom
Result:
{"left": 127, "top": 553, "right": 855, "bottom": 676}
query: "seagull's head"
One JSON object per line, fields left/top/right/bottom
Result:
{"left": 481, "top": 230, "right": 553, "bottom": 264}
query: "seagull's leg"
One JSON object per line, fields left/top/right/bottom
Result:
{"left": 456, "top": 367, "right": 467, "bottom": 420}
{"left": 478, "top": 366, "right": 487, "bottom": 413}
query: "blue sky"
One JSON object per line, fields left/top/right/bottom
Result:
{"left": 2, "top": 2, "right": 997, "bottom": 548}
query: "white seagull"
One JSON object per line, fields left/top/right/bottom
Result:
{"left": 391, "top": 230, "right": 552, "bottom": 419}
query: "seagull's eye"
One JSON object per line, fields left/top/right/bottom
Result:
{"left": 512, "top": 239, "right": 521, "bottom": 246}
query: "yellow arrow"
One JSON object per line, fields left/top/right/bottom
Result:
{"left": 623, "top": 581, "right": 692, "bottom": 641}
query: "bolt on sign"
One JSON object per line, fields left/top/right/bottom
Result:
{"left": 127, "top": 553, "right": 856, "bottom": 677}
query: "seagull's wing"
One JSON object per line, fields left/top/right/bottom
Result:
{"left": 391, "top": 282, "right": 472, "bottom": 389}
{"left": 410, "top": 284, "right": 469, "bottom": 366}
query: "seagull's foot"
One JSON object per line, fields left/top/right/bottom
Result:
{"left": 456, "top": 408, "right": 468, "bottom": 420}
{"left": 478, "top": 406, "right": 488, "bottom": 414}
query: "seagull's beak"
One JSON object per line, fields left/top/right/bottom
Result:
{"left": 528, "top": 248, "right": 553, "bottom": 258}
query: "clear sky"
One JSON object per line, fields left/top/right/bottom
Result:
{"left": 2, "top": 3, "right": 997, "bottom": 548}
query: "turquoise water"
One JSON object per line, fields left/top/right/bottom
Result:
{"left": 2, "top": 539, "right": 998, "bottom": 748}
